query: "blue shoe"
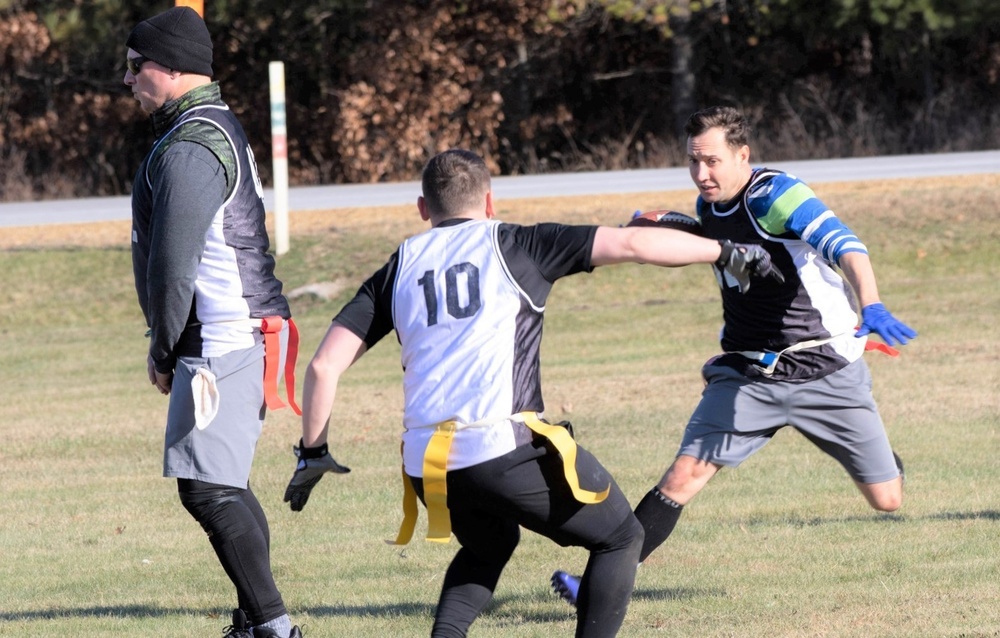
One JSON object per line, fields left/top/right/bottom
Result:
{"left": 550, "top": 570, "right": 580, "bottom": 607}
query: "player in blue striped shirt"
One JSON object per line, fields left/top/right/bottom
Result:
{"left": 553, "top": 105, "right": 916, "bottom": 607}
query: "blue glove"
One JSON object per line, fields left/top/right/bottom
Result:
{"left": 855, "top": 303, "right": 917, "bottom": 346}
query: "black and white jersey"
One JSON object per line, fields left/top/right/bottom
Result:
{"left": 333, "top": 218, "right": 597, "bottom": 476}
{"left": 697, "top": 168, "right": 866, "bottom": 381}
{"left": 131, "top": 89, "right": 288, "bottom": 369}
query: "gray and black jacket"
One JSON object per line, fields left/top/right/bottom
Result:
{"left": 131, "top": 82, "right": 289, "bottom": 374}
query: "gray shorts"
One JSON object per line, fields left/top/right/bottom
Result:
{"left": 163, "top": 343, "right": 266, "bottom": 488}
{"left": 678, "top": 358, "right": 899, "bottom": 484}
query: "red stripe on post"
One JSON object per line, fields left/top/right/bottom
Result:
{"left": 272, "top": 135, "right": 287, "bottom": 160}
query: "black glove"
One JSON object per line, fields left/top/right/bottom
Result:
{"left": 284, "top": 440, "right": 351, "bottom": 512}
{"left": 715, "top": 240, "right": 785, "bottom": 293}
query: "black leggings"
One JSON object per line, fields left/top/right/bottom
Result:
{"left": 177, "top": 479, "right": 287, "bottom": 625}
{"left": 412, "top": 440, "right": 643, "bottom": 638}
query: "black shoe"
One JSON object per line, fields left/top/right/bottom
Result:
{"left": 222, "top": 609, "right": 253, "bottom": 638}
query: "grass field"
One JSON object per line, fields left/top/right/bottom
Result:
{"left": 1, "top": 175, "right": 998, "bottom": 637}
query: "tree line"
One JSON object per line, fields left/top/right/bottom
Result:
{"left": 1, "top": 0, "right": 998, "bottom": 202}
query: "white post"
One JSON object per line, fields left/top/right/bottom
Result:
{"left": 268, "top": 61, "right": 290, "bottom": 256}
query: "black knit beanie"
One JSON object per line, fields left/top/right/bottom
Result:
{"left": 126, "top": 6, "right": 213, "bottom": 77}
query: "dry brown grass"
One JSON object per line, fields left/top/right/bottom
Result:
{"left": 3, "top": 174, "right": 993, "bottom": 251}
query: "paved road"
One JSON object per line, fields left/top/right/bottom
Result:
{"left": 2, "top": 150, "right": 998, "bottom": 228}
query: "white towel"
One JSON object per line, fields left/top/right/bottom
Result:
{"left": 192, "top": 367, "right": 220, "bottom": 430}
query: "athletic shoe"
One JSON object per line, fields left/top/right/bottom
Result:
{"left": 222, "top": 609, "right": 253, "bottom": 638}
{"left": 550, "top": 570, "right": 580, "bottom": 607}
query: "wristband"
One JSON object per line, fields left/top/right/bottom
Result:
{"left": 296, "top": 439, "right": 329, "bottom": 459}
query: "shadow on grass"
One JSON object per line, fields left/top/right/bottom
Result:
{"left": 739, "top": 512, "right": 907, "bottom": 529}
{"left": 633, "top": 586, "right": 728, "bottom": 602}
{"left": 299, "top": 601, "right": 435, "bottom": 618}
{"left": 0, "top": 584, "right": 728, "bottom": 624}
{"left": 0, "top": 605, "right": 177, "bottom": 622}
{"left": 929, "top": 509, "right": 1000, "bottom": 521}
{"left": 304, "top": 595, "right": 561, "bottom": 625}
{"left": 1, "top": 602, "right": 440, "bottom": 624}
{"left": 297, "top": 587, "right": 728, "bottom": 625}
{"left": 742, "top": 508, "right": 1000, "bottom": 528}
{"left": 1, "top": 588, "right": 722, "bottom": 626}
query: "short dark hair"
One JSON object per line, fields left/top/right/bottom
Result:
{"left": 684, "top": 106, "right": 751, "bottom": 149}
{"left": 420, "top": 149, "right": 492, "bottom": 218}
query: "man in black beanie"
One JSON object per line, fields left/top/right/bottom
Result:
{"left": 124, "top": 7, "right": 303, "bottom": 638}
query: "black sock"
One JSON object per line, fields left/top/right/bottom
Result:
{"left": 893, "top": 451, "right": 905, "bottom": 483}
{"left": 634, "top": 488, "right": 684, "bottom": 563}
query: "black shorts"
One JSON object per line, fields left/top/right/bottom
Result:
{"left": 410, "top": 438, "right": 635, "bottom": 553}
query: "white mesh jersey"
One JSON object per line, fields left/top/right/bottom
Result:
{"left": 332, "top": 218, "right": 597, "bottom": 476}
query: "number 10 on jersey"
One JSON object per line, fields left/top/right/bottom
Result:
{"left": 417, "top": 263, "right": 482, "bottom": 327}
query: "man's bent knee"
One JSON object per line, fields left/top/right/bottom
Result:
{"left": 871, "top": 491, "right": 903, "bottom": 513}
{"left": 615, "top": 513, "right": 644, "bottom": 556}
{"left": 177, "top": 479, "right": 254, "bottom": 537}
{"left": 859, "top": 478, "right": 903, "bottom": 512}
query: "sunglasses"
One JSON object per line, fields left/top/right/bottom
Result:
{"left": 126, "top": 55, "right": 153, "bottom": 75}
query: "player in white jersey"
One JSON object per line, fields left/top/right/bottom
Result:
{"left": 551, "top": 106, "right": 918, "bottom": 608}
{"left": 284, "top": 149, "right": 781, "bottom": 637}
